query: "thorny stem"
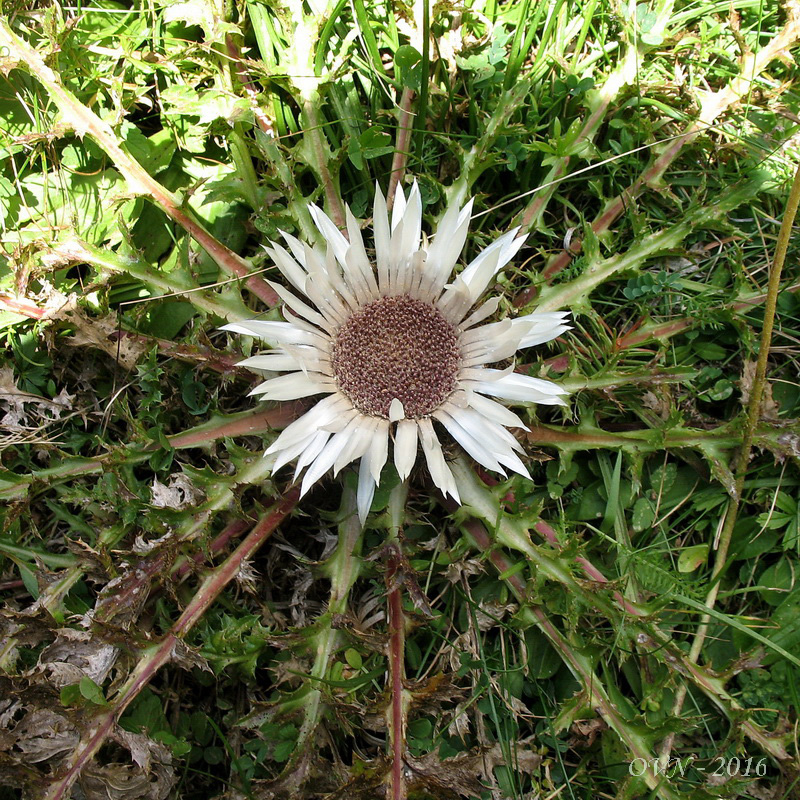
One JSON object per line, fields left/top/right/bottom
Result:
{"left": 660, "top": 160, "right": 800, "bottom": 766}
{"left": 385, "top": 479, "right": 409, "bottom": 800}
{"left": 533, "top": 175, "right": 766, "bottom": 314}
{"left": 42, "top": 238, "right": 255, "bottom": 321}
{"left": 301, "top": 100, "right": 347, "bottom": 231}
{"left": 616, "top": 280, "right": 800, "bottom": 349}
{"left": 217, "top": 33, "right": 261, "bottom": 211}
{"left": 43, "top": 489, "right": 299, "bottom": 800}
{"left": 515, "top": 0, "right": 658, "bottom": 233}
{"left": 0, "top": 22, "right": 279, "bottom": 308}
{"left": 0, "top": 404, "right": 304, "bottom": 502}
{"left": 449, "top": 459, "right": 789, "bottom": 772}
{"left": 287, "top": 486, "right": 363, "bottom": 778}
{"left": 515, "top": 5, "right": 800, "bottom": 296}
{"left": 447, "top": 459, "right": 680, "bottom": 800}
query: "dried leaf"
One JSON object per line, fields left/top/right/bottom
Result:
{"left": 37, "top": 628, "right": 118, "bottom": 688}
{"left": 150, "top": 472, "right": 205, "bottom": 509}
{"left": 79, "top": 757, "right": 176, "bottom": 800}
{"left": 4, "top": 708, "right": 79, "bottom": 763}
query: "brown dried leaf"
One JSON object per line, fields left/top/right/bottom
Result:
{"left": 405, "top": 750, "right": 488, "bottom": 798}
{"left": 58, "top": 299, "right": 146, "bottom": 370}
{"left": 474, "top": 598, "right": 518, "bottom": 631}
{"left": 0, "top": 365, "right": 73, "bottom": 432}
{"left": 150, "top": 472, "right": 205, "bottom": 510}
{"left": 37, "top": 628, "right": 118, "bottom": 688}
{"left": 4, "top": 708, "right": 79, "bottom": 763}
{"left": 740, "top": 360, "right": 781, "bottom": 421}
{"left": 78, "top": 757, "right": 176, "bottom": 800}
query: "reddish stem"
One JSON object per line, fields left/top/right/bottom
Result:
{"left": 387, "top": 88, "right": 415, "bottom": 209}
{"left": 167, "top": 401, "right": 305, "bottom": 448}
{"left": 386, "top": 544, "right": 406, "bottom": 800}
{"left": 0, "top": 293, "right": 46, "bottom": 319}
{"left": 44, "top": 488, "right": 299, "bottom": 800}
{"left": 533, "top": 520, "right": 644, "bottom": 617}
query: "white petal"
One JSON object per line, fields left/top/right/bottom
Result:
{"left": 308, "top": 203, "right": 349, "bottom": 268}
{"left": 474, "top": 370, "right": 569, "bottom": 405}
{"left": 373, "top": 183, "right": 391, "bottom": 293}
{"left": 346, "top": 206, "right": 379, "bottom": 298}
{"left": 388, "top": 182, "right": 422, "bottom": 294}
{"left": 357, "top": 455, "right": 377, "bottom": 523}
{"left": 459, "top": 364, "right": 514, "bottom": 384}
{"left": 367, "top": 419, "right": 390, "bottom": 482}
{"left": 398, "top": 181, "right": 422, "bottom": 265}
{"left": 319, "top": 406, "right": 359, "bottom": 433}
{"left": 515, "top": 311, "right": 572, "bottom": 348}
{"left": 457, "top": 242, "right": 504, "bottom": 305}
{"left": 279, "top": 309, "right": 333, "bottom": 350}
{"left": 248, "top": 371, "right": 331, "bottom": 400}
{"left": 303, "top": 241, "right": 358, "bottom": 313}
{"left": 434, "top": 407, "right": 504, "bottom": 474}
{"left": 394, "top": 419, "right": 419, "bottom": 480}
{"left": 266, "top": 280, "right": 334, "bottom": 333}
{"left": 267, "top": 394, "right": 352, "bottom": 453}
{"left": 466, "top": 391, "right": 530, "bottom": 431}
{"left": 279, "top": 230, "right": 309, "bottom": 267}
{"left": 448, "top": 403, "right": 525, "bottom": 454}
{"left": 301, "top": 420, "right": 361, "bottom": 494}
{"left": 459, "top": 296, "right": 500, "bottom": 330}
{"left": 391, "top": 181, "right": 407, "bottom": 231}
{"left": 265, "top": 242, "right": 308, "bottom": 295}
{"left": 402, "top": 249, "right": 425, "bottom": 297}
{"left": 221, "top": 319, "right": 321, "bottom": 348}
{"left": 271, "top": 429, "right": 329, "bottom": 474}
{"left": 304, "top": 264, "right": 352, "bottom": 323}
{"left": 291, "top": 430, "right": 332, "bottom": 478}
{"left": 440, "top": 229, "right": 527, "bottom": 318}
{"left": 333, "top": 417, "right": 378, "bottom": 476}
{"left": 418, "top": 418, "right": 460, "bottom": 502}
{"left": 436, "top": 279, "right": 473, "bottom": 324}
{"left": 460, "top": 320, "right": 526, "bottom": 366}
{"left": 459, "top": 228, "right": 526, "bottom": 290}
{"left": 389, "top": 398, "right": 405, "bottom": 422}
{"left": 238, "top": 352, "right": 303, "bottom": 372}
{"left": 439, "top": 405, "right": 531, "bottom": 478}
{"left": 420, "top": 198, "right": 473, "bottom": 301}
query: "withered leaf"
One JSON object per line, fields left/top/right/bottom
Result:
{"left": 37, "top": 628, "right": 118, "bottom": 688}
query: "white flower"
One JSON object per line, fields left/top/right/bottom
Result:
{"left": 223, "top": 182, "right": 569, "bottom": 521}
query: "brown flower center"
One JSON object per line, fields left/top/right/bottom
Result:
{"left": 332, "top": 295, "right": 460, "bottom": 419}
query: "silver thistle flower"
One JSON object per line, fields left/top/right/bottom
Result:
{"left": 224, "top": 182, "right": 569, "bottom": 520}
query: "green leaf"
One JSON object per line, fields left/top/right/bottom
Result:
{"left": 273, "top": 739, "right": 294, "bottom": 762}
{"left": 344, "top": 648, "right": 362, "bottom": 670}
{"left": 632, "top": 497, "right": 655, "bottom": 532}
{"left": 677, "top": 544, "right": 708, "bottom": 573}
{"left": 758, "top": 559, "right": 797, "bottom": 606}
{"left": 394, "top": 45, "right": 421, "bottom": 70}
{"left": 60, "top": 684, "right": 83, "bottom": 707}
{"left": 526, "top": 628, "right": 561, "bottom": 679}
{"left": 122, "top": 124, "right": 177, "bottom": 176}
{"left": 765, "top": 587, "right": 800, "bottom": 664}
{"left": 692, "top": 341, "right": 727, "bottom": 361}
{"left": 79, "top": 676, "right": 108, "bottom": 706}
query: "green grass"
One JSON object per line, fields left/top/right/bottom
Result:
{"left": 1, "top": 1, "right": 800, "bottom": 798}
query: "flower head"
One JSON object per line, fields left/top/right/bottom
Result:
{"left": 223, "top": 182, "right": 569, "bottom": 521}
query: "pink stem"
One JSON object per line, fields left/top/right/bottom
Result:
{"left": 386, "top": 545, "right": 406, "bottom": 800}
{"left": 44, "top": 488, "right": 299, "bottom": 800}
{"left": 387, "top": 88, "right": 415, "bottom": 210}
{"left": 0, "top": 293, "right": 46, "bottom": 319}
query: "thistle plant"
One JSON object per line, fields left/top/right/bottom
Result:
{"left": 1, "top": 2, "right": 800, "bottom": 800}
